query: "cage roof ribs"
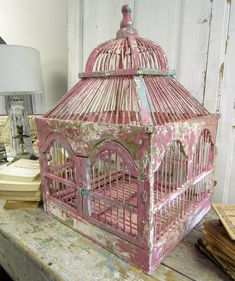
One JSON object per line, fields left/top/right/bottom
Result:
{"left": 45, "top": 5, "right": 209, "bottom": 126}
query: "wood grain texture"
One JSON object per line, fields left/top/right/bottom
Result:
{"left": 67, "top": 0, "right": 235, "bottom": 205}
{"left": 203, "top": 0, "right": 230, "bottom": 112}
{"left": 0, "top": 200, "right": 231, "bottom": 281}
{"left": 213, "top": 204, "right": 235, "bottom": 240}
{"left": 0, "top": 200, "right": 186, "bottom": 281}
{"left": 68, "top": 0, "right": 83, "bottom": 89}
{"left": 175, "top": 0, "right": 212, "bottom": 103}
{"left": 134, "top": 0, "right": 182, "bottom": 71}
{"left": 82, "top": 0, "right": 135, "bottom": 73}
{"left": 214, "top": 0, "right": 235, "bottom": 204}
{"left": 163, "top": 229, "right": 231, "bottom": 281}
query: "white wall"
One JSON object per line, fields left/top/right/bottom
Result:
{"left": 212, "top": 0, "right": 235, "bottom": 204}
{"left": 68, "top": 0, "right": 235, "bottom": 203}
{"left": 0, "top": 0, "right": 68, "bottom": 111}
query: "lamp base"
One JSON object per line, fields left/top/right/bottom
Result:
{"left": 9, "top": 97, "right": 34, "bottom": 156}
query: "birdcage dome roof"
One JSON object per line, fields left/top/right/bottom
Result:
{"left": 85, "top": 36, "right": 168, "bottom": 72}
{"left": 45, "top": 4, "right": 209, "bottom": 126}
{"left": 85, "top": 4, "right": 168, "bottom": 73}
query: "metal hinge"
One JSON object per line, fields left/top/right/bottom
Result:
{"left": 145, "top": 125, "right": 154, "bottom": 133}
{"left": 142, "top": 190, "right": 147, "bottom": 203}
{"left": 78, "top": 186, "right": 88, "bottom": 197}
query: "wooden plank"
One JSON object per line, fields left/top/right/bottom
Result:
{"left": 0, "top": 200, "right": 190, "bottom": 281}
{"left": 0, "top": 159, "right": 40, "bottom": 182}
{"left": 161, "top": 208, "right": 230, "bottom": 280}
{"left": 203, "top": 220, "right": 235, "bottom": 259}
{"left": 226, "top": 129, "right": 235, "bottom": 204}
{"left": 68, "top": 0, "right": 83, "bottom": 89}
{"left": 176, "top": 0, "right": 212, "bottom": 103}
{"left": 68, "top": 0, "right": 136, "bottom": 88}
{"left": 195, "top": 207, "right": 218, "bottom": 231}
{"left": 202, "top": 0, "right": 231, "bottom": 205}
{"left": 82, "top": 0, "right": 135, "bottom": 71}
{"left": 162, "top": 228, "right": 232, "bottom": 281}
{"left": 68, "top": 0, "right": 212, "bottom": 102}
{"left": 212, "top": 0, "right": 235, "bottom": 204}
{"left": 213, "top": 204, "right": 235, "bottom": 240}
{"left": 203, "top": 0, "right": 230, "bottom": 112}
{"left": 67, "top": 1, "right": 235, "bottom": 205}
{"left": 68, "top": 0, "right": 183, "bottom": 84}
{"left": 134, "top": 0, "right": 182, "bottom": 71}
{"left": 0, "top": 228, "right": 60, "bottom": 281}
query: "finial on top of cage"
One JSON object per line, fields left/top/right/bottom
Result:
{"left": 116, "top": 4, "right": 138, "bottom": 39}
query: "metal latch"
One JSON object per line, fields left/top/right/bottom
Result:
{"left": 78, "top": 186, "right": 88, "bottom": 197}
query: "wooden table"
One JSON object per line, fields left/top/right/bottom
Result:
{"left": 0, "top": 200, "right": 231, "bottom": 281}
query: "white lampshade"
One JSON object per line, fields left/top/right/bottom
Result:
{"left": 0, "top": 45, "right": 44, "bottom": 95}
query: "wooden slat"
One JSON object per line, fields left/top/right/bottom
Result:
{"left": 212, "top": 0, "right": 235, "bottom": 204}
{"left": 203, "top": 0, "right": 230, "bottom": 112}
{"left": 0, "top": 199, "right": 232, "bottom": 280}
{"left": 161, "top": 210, "right": 231, "bottom": 280}
{"left": 67, "top": 0, "right": 235, "bottom": 205}
{"left": 82, "top": 0, "right": 135, "bottom": 71}
{"left": 213, "top": 204, "right": 235, "bottom": 240}
{"left": 134, "top": 0, "right": 182, "bottom": 71}
{"left": 0, "top": 230, "right": 59, "bottom": 281}
{"left": 176, "top": 0, "right": 212, "bottom": 103}
{"left": 0, "top": 199, "right": 192, "bottom": 281}
{"left": 68, "top": 0, "right": 84, "bottom": 89}
{"left": 162, "top": 228, "right": 231, "bottom": 281}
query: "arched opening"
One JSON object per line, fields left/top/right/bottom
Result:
{"left": 154, "top": 140, "right": 188, "bottom": 240}
{"left": 154, "top": 140, "right": 188, "bottom": 203}
{"left": 190, "top": 129, "right": 214, "bottom": 205}
{"left": 89, "top": 141, "right": 139, "bottom": 238}
{"left": 192, "top": 129, "right": 213, "bottom": 176}
{"left": 44, "top": 138, "right": 77, "bottom": 210}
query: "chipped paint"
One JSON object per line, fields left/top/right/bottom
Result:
{"left": 35, "top": 4, "right": 218, "bottom": 275}
{"left": 219, "top": 62, "right": 224, "bottom": 78}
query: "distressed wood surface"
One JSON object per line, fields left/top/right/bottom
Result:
{"left": 68, "top": 0, "right": 212, "bottom": 101}
{"left": 212, "top": 0, "right": 235, "bottom": 204}
{"left": 0, "top": 200, "right": 230, "bottom": 281}
{"left": 67, "top": 0, "right": 235, "bottom": 206}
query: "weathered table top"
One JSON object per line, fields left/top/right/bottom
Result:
{"left": 0, "top": 200, "right": 231, "bottom": 281}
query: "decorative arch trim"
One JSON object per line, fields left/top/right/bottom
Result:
{"left": 89, "top": 140, "right": 138, "bottom": 176}
{"left": 41, "top": 132, "right": 75, "bottom": 156}
{"left": 153, "top": 139, "right": 188, "bottom": 174}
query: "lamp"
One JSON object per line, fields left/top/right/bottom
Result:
{"left": 0, "top": 45, "right": 44, "bottom": 156}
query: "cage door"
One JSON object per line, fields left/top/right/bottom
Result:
{"left": 84, "top": 141, "right": 145, "bottom": 246}
{"left": 42, "top": 137, "right": 82, "bottom": 214}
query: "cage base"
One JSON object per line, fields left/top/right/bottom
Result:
{"left": 45, "top": 196, "right": 210, "bottom": 275}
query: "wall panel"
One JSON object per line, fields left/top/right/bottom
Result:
{"left": 213, "top": 0, "right": 234, "bottom": 203}
{"left": 83, "top": 0, "right": 135, "bottom": 71}
{"left": 68, "top": 0, "right": 234, "bottom": 203}
{"left": 134, "top": 0, "right": 182, "bottom": 70}
{"left": 176, "top": 0, "right": 212, "bottom": 102}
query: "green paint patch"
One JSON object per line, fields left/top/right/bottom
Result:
{"left": 113, "top": 261, "right": 130, "bottom": 279}
{"left": 34, "top": 237, "right": 54, "bottom": 244}
{"left": 73, "top": 255, "right": 81, "bottom": 261}
{"left": 219, "top": 63, "right": 224, "bottom": 78}
{"left": 106, "top": 240, "right": 115, "bottom": 254}
{"left": 23, "top": 225, "right": 44, "bottom": 235}
{"left": 64, "top": 215, "right": 75, "bottom": 226}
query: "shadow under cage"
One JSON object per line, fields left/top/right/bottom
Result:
{"left": 36, "top": 4, "right": 218, "bottom": 274}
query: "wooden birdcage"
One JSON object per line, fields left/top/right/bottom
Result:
{"left": 36, "top": 5, "right": 218, "bottom": 274}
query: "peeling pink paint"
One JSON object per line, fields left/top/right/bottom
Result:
{"left": 36, "top": 5, "right": 218, "bottom": 275}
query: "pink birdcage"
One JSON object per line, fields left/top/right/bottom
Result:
{"left": 36, "top": 5, "right": 218, "bottom": 274}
